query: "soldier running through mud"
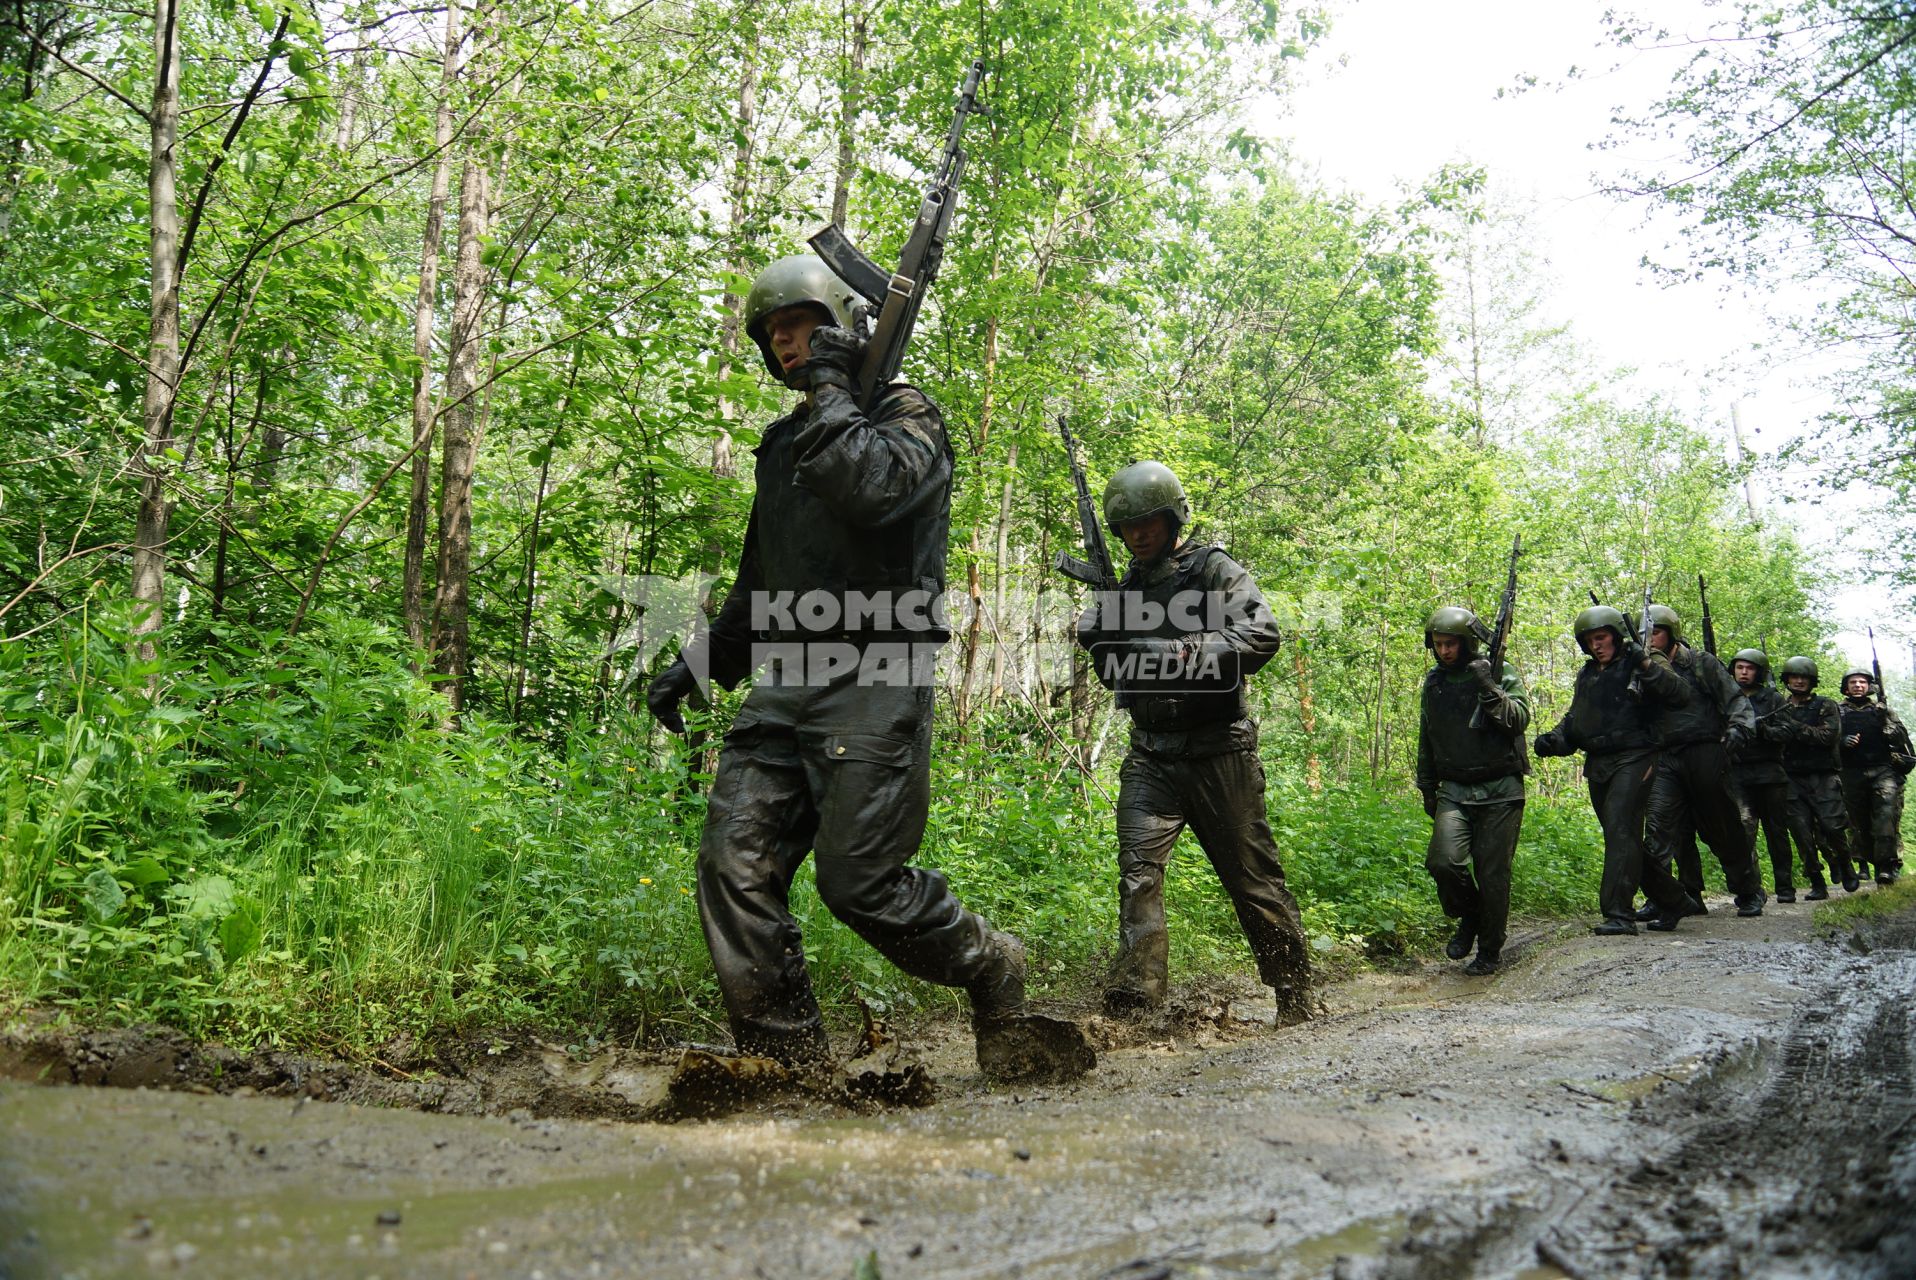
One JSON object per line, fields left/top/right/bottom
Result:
{"left": 1633, "top": 604, "right": 1768, "bottom": 919}
{"left": 646, "top": 255, "right": 1091, "bottom": 1083}
{"left": 1838, "top": 667, "right": 1912, "bottom": 886}
{"left": 1533, "top": 605, "right": 1701, "bottom": 934}
{"left": 1074, "top": 461, "right": 1313, "bottom": 1025}
{"left": 1777, "top": 657, "right": 1860, "bottom": 898}
{"left": 1729, "top": 649, "right": 1799, "bottom": 901}
{"left": 1415, "top": 605, "right": 1531, "bottom": 976}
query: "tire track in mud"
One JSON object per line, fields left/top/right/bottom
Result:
{"left": 1359, "top": 947, "right": 1916, "bottom": 1280}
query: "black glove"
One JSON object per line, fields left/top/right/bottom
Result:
{"left": 1533, "top": 731, "right": 1570, "bottom": 758}
{"left": 1725, "top": 724, "right": 1750, "bottom": 754}
{"left": 1420, "top": 788, "right": 1437, "bottom": 818}
{"left": 646, "top": 659, "right": 699, "bottom": 735}
{"left": 1619, "top": 637, "right": 1646, "bottom": 668}
{"left": 790, "top": 324, "right": 863, "bottom": 392}
{"left": 1467, "top": 657, "right": 1497, "bottom": 691}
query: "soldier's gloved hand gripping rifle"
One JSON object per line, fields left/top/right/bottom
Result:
{"left": 1470, "top": 533, "right": 1521, "bottom": 730}
{"left": 809, "top": 60, "right": 985, "bottom": 413}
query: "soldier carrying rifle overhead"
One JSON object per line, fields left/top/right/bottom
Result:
{"left": 646, "top": 64, "right": 1092, "bottom": 1084}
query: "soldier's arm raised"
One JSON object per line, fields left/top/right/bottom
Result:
{"left": 1478, "top": 665, "right": 1532, "bottom": 735}
{"left": 790, "top": 383, "right": 947, "bottom": 528}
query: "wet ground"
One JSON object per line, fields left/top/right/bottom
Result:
{"left": 3, "top": 892, "right": 1913, "bottom": 1279}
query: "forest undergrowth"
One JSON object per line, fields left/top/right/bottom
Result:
{"left": 0, "top": 599, "right": 1634, "bottom": 1062}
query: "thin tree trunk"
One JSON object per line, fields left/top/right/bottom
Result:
{"left": 131, "top": 0, "right": 183, "bottom": 654}
{"left": 830, "top": 0, "right": 867, "bottom": 228}
{"left": 429, "top": 152, "right": 491, "bottom": 718}
{"left": 404, "top": 0, "right": 464, "bottom": 654}
{"left": 712, "top": 0, "right": 761, "bottom": 478}
{"left": 1294, "top": 640, "right": 1322, "bottom": 794}
{"left": 988, "top": 442, "right": 1016, "bottom": 703}
{"left": 509, "top": 352, "right": 581, "bottom": 720}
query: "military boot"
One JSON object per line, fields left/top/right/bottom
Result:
{"left": 969, "top": 932, "right": 1096, "bottom": 1085}
{"left": 1463, "top": 949, "right": 1500, "bottom": 977}
{"left": 1445, "top": 916, "right": 1478, "bottom": 962}
{"left": 1273, "top": 981, "right": 1313, "bottom": 1028}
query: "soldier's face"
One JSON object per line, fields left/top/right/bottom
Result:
{"left": 1586, "top": 629, "right": 1618, "bottom": 664}
{"left": 1733, "top": 660, "right": 1759, "bottom": 687}
{"left": 1431, "top": 634, "right": 1464, "bottom": 665}
{"left": 1786, "top": 674, "right": 1812, "bottom": 695}
{"left": 1118, "top": 513, "right": 1173, "bottom": 562}
{"left": 764, "top": 305, "right": 828, "bottom": 379}
{"left": 1845, "top": 675, "right": 1871, "bottom": 698}
{"left": 1651, "top": 626, "right": 1674, "bottom": 655}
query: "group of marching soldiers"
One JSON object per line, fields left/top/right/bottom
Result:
{"left": 648, "top": 246, "right": 1908, "bottom": 1082}
{"left": 1419, "top": 600, "right": 1913, "bottom": 974}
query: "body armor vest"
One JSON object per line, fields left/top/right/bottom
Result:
{"left": 1780, "top": 697, "right": 1841, "bottom": 774}
{"left": 1841, "top": 701, "right": 1896, "bottom": 767}
{"left": 1567, "top": 659, "right": 1656, "bottom": 755}
{"left": 1421, "top": 669, "right": 1527, "bottom": 783}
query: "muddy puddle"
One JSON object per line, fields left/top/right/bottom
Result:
{"left": 3, "top": 893, "right": 1914, "bottom": 1278}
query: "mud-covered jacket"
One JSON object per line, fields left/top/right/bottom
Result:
{"left": 700, "top": 382, "right": 952, "bottom": 688}
{"left": 1731, "top": 684, "right": 1791, "bottom": 784}
{"left": 1779, "top": 695, "right": 1842, "bottom": 775}
{"left": 1416, "top": 663, "right": 1531, "bottom": 793}
{"left": 1839, "top": 699, "right": 1912, "bottom": 770}
{"left": 1540, "top": 655, "right": 1662, "bottom": 757}
{"left": 1637, "top": 643, "right": 1754, "bottom": 750}
{"left": 1076, "top": 539, "right": 1279, "bottom": 749}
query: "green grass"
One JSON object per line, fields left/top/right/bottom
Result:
{"left": 0, "top": 610, "right": 1631, "bottom": 1058}
{"left": 1812, "top": 873, "right": 1916, "bottom": 934}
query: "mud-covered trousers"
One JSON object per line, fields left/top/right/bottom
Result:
{"left": 1842, "top": 764, "right": 1906, "bottom": 876}
{"left": 1647, "top": 741, "right": 1763, "bottom": 902}
{"left": 1784, "top": 770, "right": 1855, "bottom": 889}
{"left": 1109, "top": 739, "right": 1309, "bottom": 1008}
{"left": 1425, "top": 798, "right": 1523, "bottom": 954}
{"left": 1733, "top": 777, "right": 1795, "bottom": 896}
{"left": 1588, "top": 748, "right": 1689, "bottom": 925}
{"left": 696, "top": 682, "right": 1002, "bottom": 1059}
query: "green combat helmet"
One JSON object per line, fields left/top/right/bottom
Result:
{"left": 1841, "top": 667, "right": 1875, "bottom": 693}
{"left": 1102, "top": 461, "right": 1190, "bottom": 536}
{"left": 1646, "top": 603, "right": 1684, "bottom": 646}
{"left": 1423, "top": 606, "right": 1488, "bottom": 655}
{"left": 1730, "top": 648, "right": 1771, "bottom": 683}
{"left": 1573, "top": 604, "right": 1629, "bottom": 655}
{"left": 741, "top": 255, "right": 862, "bottom": 380}
{"left": 1780, "top": 656, "right": 1819, "bottom": 689}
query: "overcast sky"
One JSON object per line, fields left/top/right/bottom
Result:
{"left": 1260, "top": 0, "right": 1906, "bottom": 672}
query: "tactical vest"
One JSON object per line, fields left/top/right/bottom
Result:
{"left": 1780, "top": 697, "right": 1841, "bottom": 774}
{"left": 1655, "top": 648, "right": 1730, "bottom": 747}
{"left": 1567, "top": 658, "right": 1657, "bottom": 755}
{"left": 1840, "top": 701, "right": 1896, "bottom": 767}
{"left": 1118, "top": 544, "right": 1247, "bottom": 733}
{"left": 750, "top": 387, "right": 953, "bottom": 642}
{"left": 1421, "top": 668, "right": 1527, "bottom": 783}
{"left": 1734, "top": 685, "right": 1786, "bottom": 768}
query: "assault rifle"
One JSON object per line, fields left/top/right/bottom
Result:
{"left": 1870, "top": 626, "right": 1889, "bottom": 706}
{"left": 1471, "top": 533, "right": 1522, "bottom": 730}
{"left": 1052, "top": 416, "right": 1118, "bottom": 591}
{"left": 1698, "top": 574, "right": 1717, "bottom": 656}
{"left": 809, "top": 60, "right": 985, "bottom": 413}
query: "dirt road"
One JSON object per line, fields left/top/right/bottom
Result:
{"left": 3, "top": 897, "right": 1913, "bottom": 1279}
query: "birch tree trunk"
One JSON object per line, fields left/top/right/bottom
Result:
{"left": 712, "top": 0, "right": 760, "bottom": 479}
{"left": 403, "top": 0, "right": 463, "bottom": 653}
{"left": 131, "top": 0, "right": 183, "bottom": 653}
{"left": 429, "top": 152, "right": 490, "bottom": 717}
{"left": 829, "top": 0, "right": 867, "bottom": 228}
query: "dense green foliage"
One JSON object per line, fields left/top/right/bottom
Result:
{"left": 0, "top": 1, "right": 1863, "bottom": 1054}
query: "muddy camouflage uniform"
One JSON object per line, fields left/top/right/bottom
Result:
{"left": 1839, "top": 689, "right": 1911, "bottom": 883}
{"left": 1534, "top": 629, "right": 1691, "bottom": 930}
{"left": 1415, "top": 650, "right": 1530, "bottom": 967}
{"left": 1729, "top": 657, "right": 1797, "bottom": 898}
{"left": 1078, "top": 539, "right": 1311, "bottom": 1021}
{"left": 660, "top": 379, "right": 1017, "bottom": 1062}
{"left": 1637, "top": 642, "right": 1765, "bottom": 911}
{"left": 1778, "top": 689, "right": 1857, "bottom": 895}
